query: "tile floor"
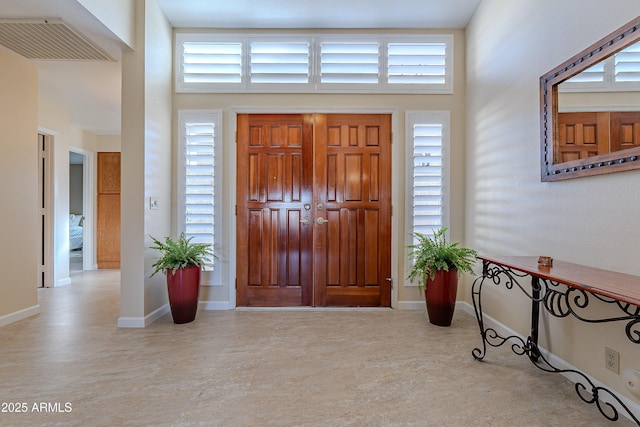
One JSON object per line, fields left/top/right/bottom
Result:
{"left": 0, "top": 269, "right": 635, "bottom": 426}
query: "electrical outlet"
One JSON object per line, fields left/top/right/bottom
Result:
{"left": 605, "top": 347, "right": 620, "bottom": 374}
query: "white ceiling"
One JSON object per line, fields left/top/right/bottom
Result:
{"left": 156, "top": 0, "right": 481, "bottom": 29}
{"left": 0, "top": 0, "right": 481, "bottom": 135}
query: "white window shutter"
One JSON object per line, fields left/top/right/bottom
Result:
{"left": 406, "top": 111, "right": 449, "bottom": 248}
{"left": 412, "top": 123, "right": 443, "bottom": 238}
{"left": 388, "top": 42, "right": 447, "bottom": 85}
{"left": 181, "top": 115, "right": 219, "bottom": 272}
{"left": 182, "top": 41, "right": 242, "bottom": 84}
{"left": 320, "top": 42, "right": 380, "bottom": 84}
{"left": 177, "top": 33, "right": 453, "bottom": 93}
{"left": 615, "top": 42, "right": 640, "bottom": 82}
{"left": 565, "top": 62, "right": 605, "bottom": 83}
{"left": 249, "top": 40, "right": 310, "bottom": 84}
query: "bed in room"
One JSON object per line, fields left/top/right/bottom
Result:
{"left": 70, "top": 213, "right": 83, "bottom": 250}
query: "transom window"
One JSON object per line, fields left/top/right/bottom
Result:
{"left": 561, "top": 40, "right": 640, "bottom": 92}
{"left": 176, "top": 33, "right": 453, "bottom": 94}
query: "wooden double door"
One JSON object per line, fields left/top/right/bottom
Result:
{"left": 236, "top": 114, "right": 391, "bottom": 307}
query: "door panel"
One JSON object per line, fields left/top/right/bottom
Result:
{"left": 237, "top": 114, "right": 314, "bottom": 306}
{"left": 97, "top": 152, "right": 120, "bottom": 269}
{"left": 237, "top": 113, "right": 391, "bottom": 307}
{"left": 313, "top": 114, "right": 391, "bottom": 307}
{"left": 557, "top": 112, "right": 609, "bottom": 162}
{"left": 610, "top": 112, "right": 640, "bottom": 152}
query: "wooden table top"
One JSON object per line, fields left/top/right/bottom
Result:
{"left": 479, "top": 255, "right": 640, "bottom": 308}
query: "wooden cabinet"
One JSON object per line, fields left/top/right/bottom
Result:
{"left": 97, "top": 152, "right": 120, "bottom": 269}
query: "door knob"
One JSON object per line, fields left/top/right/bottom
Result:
{"left": 316, "top": 217, "right": 329, "bottom": 225}
{"left": 300, "top": 217, "right": 311, "bottom": 225}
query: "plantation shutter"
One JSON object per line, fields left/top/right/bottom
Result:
{"left": 183, "top": 118, "right": 217, "bottom": 270}
{"left": 319, "top": 41, "right": 380, "bottom": 84}
{"left": 565, "top": 62, "right": 605, "bottom": 83}
{"left": 181, "top": 41, "right": 242, "bottom": 84}
{"left": 407, "top": 112, "right": 448, "bottom": 245}
{"left": 388, "top": 42, "right": 447, "bottom": 85}
{"left": 249, "top": 40, "right": 310, "bottom": 84}
{"left": 177, "top": 34, "right": 453, "bottom": 93}
{"left": 614, "top": 42, "right": 640, "bottom": 82}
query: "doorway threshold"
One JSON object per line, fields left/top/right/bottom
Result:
{"left": 234, "top": 306, "right": 393, "bottom": 312}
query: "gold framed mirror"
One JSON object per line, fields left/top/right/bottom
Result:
{"left": 540, "top": 16, "right": 640, "bottom": 181}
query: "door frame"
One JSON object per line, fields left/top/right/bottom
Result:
{"left": 69, "top": 146, "right": 97, "bottom": 271}
{"left": 38, "top": 132, "right": 54, "bottom": 288}
{"left": 228, "top": 107, "right": 400, "bottom": 309}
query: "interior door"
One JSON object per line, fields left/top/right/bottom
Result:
{"left": 236, "top": 113, "right": 391, "bottom": 307}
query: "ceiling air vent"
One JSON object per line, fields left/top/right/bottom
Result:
{"left": 0, "top": 18, "right": 114, "bottom": 61}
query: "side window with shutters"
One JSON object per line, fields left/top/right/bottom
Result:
{"left": 178, "top": 110, "right": 223, "bottom": 284}
{"left": 405, "top": 111, "right": 450, "bottom": 283}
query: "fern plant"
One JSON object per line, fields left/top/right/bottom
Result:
{"left": 407, "top": 227, "right": 477, "bottom": 291}
{"left": 150, "top": 233, "right": 215, "bottom": 277}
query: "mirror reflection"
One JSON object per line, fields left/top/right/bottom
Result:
{"left": 555, "top": 40, "right": 640, "bottom": 164}
{"left": 540, "top": 16, "right": 640, "bottom": 181}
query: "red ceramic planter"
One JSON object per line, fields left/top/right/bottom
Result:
{"left": 166, "top": 265, "right": 201, "bottom": 324}
{"left": 425, "top": 268, "right": 458, "bottom": 327}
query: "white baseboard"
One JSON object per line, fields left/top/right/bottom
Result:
{"left": 0, "top": 305, "right": 40, "bottom": 327}
{"left": 118, "top": 301, "right": 232, "bottom": 327}
{"left": 395, "top": 300, "right": 469, "bottom": 311}
{"left": 395, "top": 300, "right": 424, "bottom": 310}
{"left": 200, "top": 301, "right": 233, "bottom": 310}
{"left": 54, "top": 277, "right": 71, "bottom": 287}
{"left": 458, "top": 301, "right": 640, "bottom": 423}
{"left": 117, "top": 303, "right": 170, "bottom": 328}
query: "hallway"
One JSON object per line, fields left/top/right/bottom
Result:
{"left": 0, "top": 270, "right": 633, "bottom": 426}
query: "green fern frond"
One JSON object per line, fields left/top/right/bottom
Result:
{"left": 149, "top": 233, "right": 216, "bottom": 277}
{"left": 407, "top": 227, "right": 477, "bottom": 291}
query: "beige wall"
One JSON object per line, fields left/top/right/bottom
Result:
{"left": 119, "top": 0, "right": 173, "bottom": 326}
{"left": 70, "top": 164, "right": 84, "bottom": 214}
{"left": 466, "top": 0, "right": 640, "bottom": 405}
{"left": 97, "top": 135, "right": 122, "bottom": 152}
{"left": 559, "top": 91, "right": 640, "bottom": 112}
{"left": 173, "top": 28, "right": 468, "bottom": 308}
{"left": 77, "top": 0, "right": 136, "bottom": 49}
{"left": 38, "top": 100, "right": 72, "bottom": 285}
{"left": 40, "top": 100, "right": 103, "bottom": 285}
{"left": 0, "top": 48, "right": 39, "bottom": 322}
{"left": 143, "top": 0, "right": 173, "bottom": 316}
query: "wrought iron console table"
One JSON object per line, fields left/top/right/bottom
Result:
{"left": 471, "top": 255, "right": 640, "bottom": 425}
